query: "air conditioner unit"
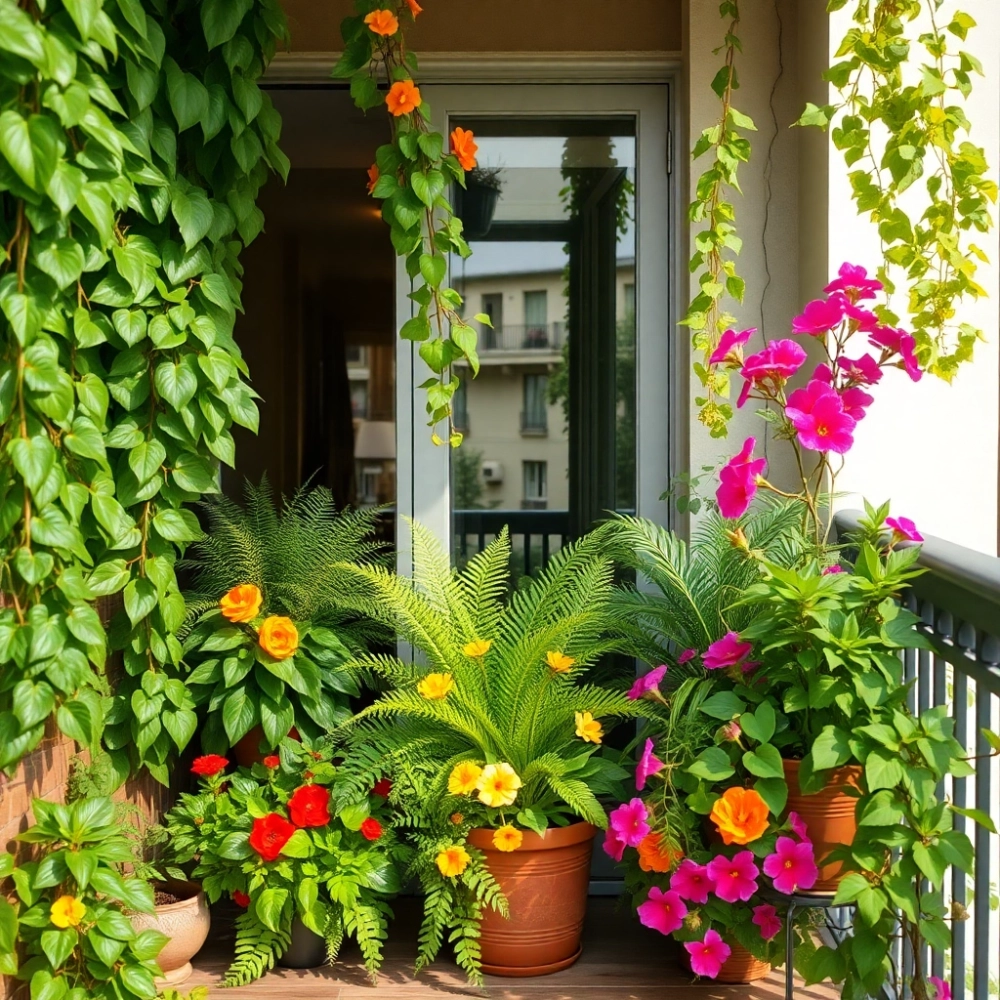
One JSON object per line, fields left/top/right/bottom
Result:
{"left": 481, "top": 461, "right": 504, "bottom": 484}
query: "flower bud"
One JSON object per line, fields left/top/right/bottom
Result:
{"left": 720, "top": 721, "right": 742, "bottom": 742}
{"left": 684, "top": 911, "right": 702, "bottom": 932}
{"left": 450, "top": 812, "right": 464, "bottom": 825}
{"left": 725, "top": 527, "right": 750, "bottom": 552}
{"left": 951, "top": 901, "right": 970, "bottom": 922}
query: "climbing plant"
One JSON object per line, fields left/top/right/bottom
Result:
{"left": 0, "top": 0, "right": 287, "bottom": 783}
{"left": 799, "top": 0, "right": 995, "bottom": 381}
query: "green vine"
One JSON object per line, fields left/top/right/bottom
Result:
{"left": 800, "top": 0, "right": 996, "bottom": 380}
{"left": 0, "top": 0, "right": 287, "bottom": 783}
{"left": 681, "top": 0, "right": 756, "bottom": 439}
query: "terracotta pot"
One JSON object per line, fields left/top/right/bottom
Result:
{"left": 467, "top": 822, "right": 596, "bottom": 977}
{"left": 231, "top": 726, "right": 300, "bottom": 767}
{"left": 714, "top": 942, "right": 771, "bottom": 983}
{"left": 783, "top": 758, "right": 863, "bottom": 891}
{"left": 130, "top": 887, "right": 210, "bottom": 988}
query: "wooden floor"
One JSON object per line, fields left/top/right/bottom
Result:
{"left": 186, "top": 897, "right": 838, "bottom": 999}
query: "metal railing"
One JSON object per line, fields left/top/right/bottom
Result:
{"left": 480, "top": 322, "right": 565, "bottom": 353}
{"left": 520, "top": 410, "right": 548, "bottom": 434}
{"left": 836, "top": 512, "right": 1000, "bottom": 1000}
{"left": 454, "top": 508, "right": 570, "bottom": 578}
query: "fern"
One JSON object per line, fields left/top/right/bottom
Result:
{"left": 343, "top": 900, "right": 391, "bottom": 982}
{"left": 324, "top": 905, "right": 345, "bottom": 963}
{"left": 225, "top": 911, "right": 292, "bottom": 987}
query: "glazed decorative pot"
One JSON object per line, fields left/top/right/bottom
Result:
{"left": 783, "top": 758, "right": 864, "bottom": 891}
{"left": 714, "top": 942, "right": 771, "bottom": 984}
{"left": 467, "top": 822, "right": 596, "bottom": 977}
{"left": 130, "top": 887, "right": 210, "bottom": 988}
{"left": 277, "top": 917, "right": 327, "bottom": 969}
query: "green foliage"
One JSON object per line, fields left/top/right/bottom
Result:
{"left": 0, "top": 0, "right": 288, "bottom": 783}
{"left": 1, "top": 796, "right": 164, "bottom": 998}
{"left": 226, "top": 912, "right": 291, "bottom": 988}
{"left": 801, "top": 1, "right": 996, "bottom": 381}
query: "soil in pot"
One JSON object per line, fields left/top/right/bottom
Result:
{"left": 467, "top": 822, "right": 596, "bottom": 977}
{"left": 130, "top": 883, "right": 210, "bottom": 988}
{"left": 783, "top": 758, "right": 863, "bottom": 891}
{"left": 714, "top": 942, "right": 771, "bottom": 983}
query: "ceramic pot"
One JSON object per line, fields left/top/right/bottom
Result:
{"left": 277, "top": 917, "right": 326, "bottom": 969}
{"left": 467, "top": 822, "right": 596, "bottom": 977}
{"left": 783, "top": 757, "right": 863, "bottom": 891}
{"left": 714, "top": 942, "right": 771, "bottom": 983}
{"left": 130, "top": 887, "right": 210, "bottom": 988}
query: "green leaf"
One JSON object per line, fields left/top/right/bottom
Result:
{"left": 754, "top": 776, "right": 788, "bottom": 815}
{"left": 0, "top": 110, "right": 35, "bottom": 189}
{"left": 124, "top": 577, "right": 157, "bottom": 625}
{"left": 865, "top": 748, "right": 904, "bottom": 791}
{"left": 152, "top": 508, "right": 202, "bottom": 542}
{"left": 41, "top": 927, "right": 76, "bottom": 969}
{"left": 280, "top": 828, "right": 313, "bottom": 859}
{"left": 62, "top": 0, "right": 100, "bottom": 41}
{"left": 743, "top": 743, "right": 783, "bottom": 779}
{"left": 688, "top": 746, "right": 735, "bottom": 782}
{"left": 255, "top": 887, "right": 289, "bottom": 931}
{"left": 154, "top": 359, "right": 199, "bottom": 408}
{"left": 950, "top": 804, "right": 997, "bottom": 834}
{"left": 164, "top": 57, "right": 209, "bottom": 132}
{"left": 88, "top": 559, "right": 131, "bottom": 597}
{"left": 171, "top": 185, "right": 213, "bottom": 250}
{"left": 699, "top": 690, "right": 746, "bottom": 720}
{"left": 13, "top": 680, "right": 55, "bottom": 729}
{"left": 9, "top": 435, "right": 56, "bottom": 493}
{"left": 200, "top": 0, "right": 253, "bottom": 49}
{"left": 35, "top": 238, "right": 85, "bottom": 290}
{"left": 222, "top": 686, "right": 256, "bottom": 743}
{"left": 65, "top": 604, "right": 104, "bottom": 647}
{"left": 419, "top": 254, "right": 447, "bottom": 288}
{"left": 128, "top": 440, "right": 166, "bottom": 481}
{"left": 740, "top": 701, "right": 776, "bottom": 744}
{"left": 811, "top": 725, "right": 852, "bottom": 770}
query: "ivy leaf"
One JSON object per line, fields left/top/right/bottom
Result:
{"left": 151, "top": 508, "right": 202, "bottom": 543}
{"left": 419, "top": 253, "right": 446, "bottom": 288}
{"left": 9, "top": 435, "right": 56, "bottom": 493}
{"left": 124, "top": 577, "right": 157, "bottom": 626}
{"left": 62, "top": 0, "right": 101, "bottom": 41}
{"left": 171, "top": 184, "right": 213, "bottom": 249}
{"left": 128, "top": 440, "right": 166, "bottom": 481}
{"left": 164, "top": 56, "right": 209, "bottom": 132}
{"left": 221, "top": 685, "right": 257, "bottom": 743}
{"left": 742, "top": 743, "right": 783, "bottom": 779}
{"left": 200, "top": 0, "right": 254, "bottom": 50}
{"left": 87, "top": 559, "right": 131, "bottom": 597}
{"left": 0, "top": 4, "right": 46, "bottom": 67}
{"left": 154, "top": 359, "right": 199, "bottom": 409}
{"left": 35, "top": 238, "right": 85, "bottom": 289}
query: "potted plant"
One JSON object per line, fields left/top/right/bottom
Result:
{"left": 180, "top": 480, "right": 388, "bottom": 762}
{"left": 331, "top": 525, "right": 642, "bottom": 981}
{"left": 161, "top": 740, "right": 404, "bottom": 986}
{"left": 455, "top": 165, "right": 504, "bottom": 239}
{"left": 128, "top": 881, "right": 210, "bottom": 989}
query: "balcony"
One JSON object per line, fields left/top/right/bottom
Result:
{"left": 520, "top": 409, "right": 548, "bottom": 435}
{"left": 460, "top": 322, "right": 566, "bottom": 365}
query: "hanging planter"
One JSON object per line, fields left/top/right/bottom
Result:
{"left": 467, "top": 822, "right": 596, "bottom": 977}
{"left": 455, "top": 167, "right": 503, "bottom": 239}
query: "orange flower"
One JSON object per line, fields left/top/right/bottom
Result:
{"left": 366, "top": 163, "right": 379, "bottom": 195}
{"left": 450, "top": 127, "right": 478, "bottom": 171}
{"left": 364, "top": 9, "right": 399, "bottom": 36}
{"left": 436, "top": 845, "right": 471, "bottom": 878}
{"left": 637, "top": 832, "right": 682, "bottom": 873}
{"left": 220, "top": 584, "right": 262, "bottom": 623}
{"left": 545, "top": 651, "right": 575, "bottom": 673}
{"left": 258, "top": 616, "right": 299, "bottom": 660}
{"left": 386, "top": 80, "right": 421, "bottom": 117}
{"left": 405, "top": 0, "right": 423, "bottom": 16}
{"left": 709, "top": 786, "right": 770, "bottom": 846}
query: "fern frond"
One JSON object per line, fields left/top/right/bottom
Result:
{"left": 224, "top": 911, "right": 291, "bottom": 987}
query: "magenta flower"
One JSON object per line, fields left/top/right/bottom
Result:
{"left": 609, "top": 798, "right": 650, "bottom": 848}
{"left": 821, "top": 565, "right": 844, "bottom": 576}
{"left": 670, "top": 859, "right": 714, "bottom": 905}
{"left": 812, "top": 362, "right": 834, "bottom": 384}
{"left": 677, "top": 648, "right": 696, "bottom": 665}
{"left": 627, "top": 664, "right": 666, "bottom": 701}
{"left": 785, "top": 380, "right": 856, "bottom": 454}
{"left": 708, "top": 327, "right": 756, "bottom": 366}
{"left": 637, "top": 886, "right": 688, "bottom": 936}
{"left": 684, "top": 929, "right": 731, "bottom": 979}
{"left": 752, "top": 903, "right": 782, "bottom": 941}
{"left": 763, "top": 836, "right": 819, "bottom": 894}
{"left": 602, "top": 826, "right": 627, "bottom": 862}
{"left": 841, "top": 386, "right": 874, "bottom": 421}
{"left": 870, "top": 326, "right": 922, "bottom": 382}
{"left": 837, "top": 354, "right": 883, "bottom": 386}
{"left": 742, "top": 339, "right": 808, "bottom": 385}
{"left": 824, "top": 262, "right": 882, "bottom": 301}
{"left": 788, "top": 811, "right": 810, "bottom": 841}
{"left": 707, "top": 850, "right": 760, "bottom": 903}
{"left": 716, "top": 437, "right": 767, "bottom": 519}
{"left": 792, "top": 294, "right": 846, "bottom": 335}
{"left": 703, "top": 631, "right": 754, "bottom": 671}
{"left": 927, "top": 976, "right": 952, "bottom": 1000}
{"left": 844, "top": 300, "right": 879, "bottom": 332}
{"left": 886, "top": 516, "right": 923, "bottom": 543}
{"left": 636, "top": 738, "right": 665, "bottom": 791}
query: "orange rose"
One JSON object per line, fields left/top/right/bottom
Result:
{"left": 220, "top": 584, "right": 262, "bottom": 623}
{"left": 258, "top": 616, "right": 299, "bottom": 660}
{"left": 364, "top": 9, "right": 399, "bottom": 36}
{"left": 367, "top": 163, "right": 379, "bottom": 195}
{"left": 386, "top": 80, "right": 421, "bottom": 117}
{"left": 450, "top": 127, "right": 478, "bottom": 171}
{"left": 405, "top": 0, "right": 423, "bottom": 16}
{"left": 709, "top": 786, "right": 770, "bottom": 846}
{"left": 637, "top": 832, "right": 682, "bottom": 873}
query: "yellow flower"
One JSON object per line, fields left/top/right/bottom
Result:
{"left": 258, "top": 616, "right": 298, "bottom": 660}
{"left": 463, "top": 639, "right": 492, "bottom": 658}
{"left": 436, "top": 845, "right": 471, "bottom": 878}
{"left": 476, "top": 762, "right": 522, "bottom": 808}
{"left": 492, "top": 825, "right": 523, "bottom": 852}
{"left": 447, "top": 761, "right": 483, "bottom": 795}
{"left": 546, "top": 651, "right": 575, "bottom": 673}
{"left": 575, "top": 711, "right": 603, "bottom": 744}
{"left": 219, "top": 583, "right": 262, "bottom": 623}
{"left": 50, "top": 895, "right": 86, "bottom": 928}
{"left": 417, "top": 672, "right": 454, "bottom": 700}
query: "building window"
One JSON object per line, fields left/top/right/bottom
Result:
{"left": 345, "top": 344, "right": 366, "bottom": 365}
{"left": 350, "top": 381, "right": 368, "bottom": 419}
{"left": 523, "top": 290, "right": 548, "bottom": 347}
{"left": 623, "top": 282, "right": 636, "bottom": 319}
{"left": 522, "top": 460, "right": 547, "bottom": 509}
{"left": 481, "top": 293, "right": 503, "bottom": 349}
{"left": 453, "top": 374, "right": 469, "bottom": 432}
{"left": 521, "top": 374, "right": 548, "bottom": 434}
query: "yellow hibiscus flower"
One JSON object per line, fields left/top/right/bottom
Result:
{"left": 447, "top": 761, "right": 483, "bottom": 795}
{"left": 50, "top": 895, "right": 86, "bottom": 928}
{"left": 575, "top": 711, "right": 603, "bottom": 744}
{"left": 492, "top": 825, "right": 524, "bottom": 852}
{"left": 463, "top": 639, "right": 492, "bottom": 657}
{"left": 546, "top": 651, "right": 575, "bottom": 673}
{"left": 417, "top": 672, "right": 454, "bottom": 700}
{"left": 436, "top": 845, "right": 471, "bottom": 878}
{"left": 476, "top": 762, "right": 522, "bottom": 808}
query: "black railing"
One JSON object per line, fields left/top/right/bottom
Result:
{"left": 480, "top": 322, "right": 565, "bottom": 353}
{"left": 453, "top": 508, "right": 570, "bottom": 578}
{"left": 520, "top": 410, "right": 548, "bottom": 434}
{"left": 836, "top": 511, "right": 1000, "bottom": 1000}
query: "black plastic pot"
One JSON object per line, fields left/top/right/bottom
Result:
{"left": 278, "top": 917, "right": 326, "bottom": 970}
{"left": 456, "top": 179, "right": 500, "bottom": 239}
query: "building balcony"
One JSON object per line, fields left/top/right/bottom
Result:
{"left": 458, "top": 322, "right": 566, "bottom": 365}
{"left": 520, "top": 409, "right": 548, "bottom": 435}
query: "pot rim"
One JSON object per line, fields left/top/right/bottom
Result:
{"left": 150, "top": 889, "right": 207, "bottom": 915}
{"left": 781, "top": 757, "right": 863, "bottom": 785}
{"left": 468, "top": 820, "right": 597, "bottom": 852}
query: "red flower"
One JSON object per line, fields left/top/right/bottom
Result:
{"left": 372, "top": 778, "right": 392, "bottom": 798}
{"left": 233, "top": 890, "right": 251, "bottom": 908}
{"left": 288, "top": 784, "right": 331, "bottom": 828}
{"left": 191, "top": 755, "right": 229, "bottom": 777}
{"left": 263, "top": 755, "right": 280, "bottom": 769}
{"left": 249, "top": 813, "right": 296, "bottom": 861}
{"left": 360, "top": 818, "right": 383, "bottom": 841}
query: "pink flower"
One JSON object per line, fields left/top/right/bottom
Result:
{"left": 886, "top": 516, "right": 923, "bottom": 543}
{"left": 677, "top": 648, "right": 696, "bottom": 665}
{"left": 785, "top": 380, "right": 856, "bottom": 454}
{"left": 716, "top": 437, "right": 767, "bottom": 520}
{"left": 627, "top": 664, "right": 666, "bottom": 701}
{"left": 602, "top": 826, "right": 627, "bottom": 862}
{"left": 707, "top": 850, "right": 760, "bottom": 903}
{"left": 684, "top": 929, "right": 731, "bottom": 979}
{"left": 708, "top": 327, "right": 756, "bottom": 366}
{"left": 837, "top": 354, "right": 883, "bottom": 386}
{"left": 824, "top": 263, "right": 882, "bottom": 300}
{"left": 763, "top": 836, "right": 819, "bottom": 894}
{"left": 792, "top": 294, "right": 846, "bottom": 335}
{"left": 703, "top": 631, "right": 754, "bottom": 671}
{"left": 636, "top": 738, "right": 665, "bottom": 791}
{"left": 821, "top": 565, "right": 844, "bottom": 576}
{"left": 870, "top": 326, "right": 923, "bottom": 381}
{"left": 670, "top": 859, "right": 714, "bottom": 905}
{"left": 927, "top": 976, "right": 952, "bottom": 1000}
{"left": 741, "top": 339, "right": 807, "bottom": 385}
{"left": 788, "top": 812, "right": 810, "bottom": 841}
{"left": 844, "top": 300, "right": 879, "bottom": 332}
{"left": 841, "top": 386, "right": 874, "bottom": 421}
{"left": 609, "top": 798, "right": 650, "bottom": 848}
{"left": 637, "top": 886, "right": 688, "bottom": 936}
{"left": 720, "top": 720, "right": 742, "bottom": 742}
{"left": 812, "top": 362, "right": 834, "bottom": 384}
{"left": 752, "top": 903, "right": 782, "bottom": 941}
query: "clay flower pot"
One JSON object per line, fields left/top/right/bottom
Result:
{"left": 714, "top": 941, "right": 771, "bottom": 983}
{"left": 467, "top": 822, "right": 596, "bottom": 977}
{"left": 232, "top": 725, "right": 300, "bottom": 767}
{"left": 783, "top": 758, "right": 863, "bottom": 891}
{"left": 130, "top": 885, "right": 210, "bottom": 988}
